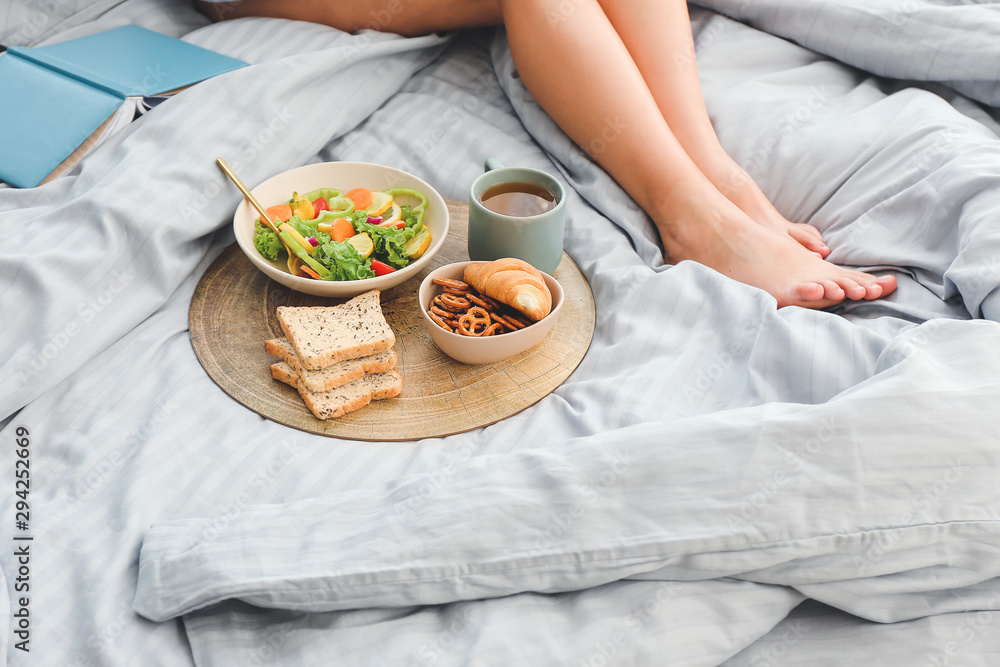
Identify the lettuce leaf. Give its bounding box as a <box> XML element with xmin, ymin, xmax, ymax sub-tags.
<box><xmin>253</xmin><ymin>223</ymin><xmax>283</xmax><ymax>262</ymax></box>
<box><xmin>313</xmin><ymin>239</ymin><xmax>375</xmax><ymax>281</ymax></box>
<box><xmin>352</xmin><ymin>210</ymin><xmax>415</xmax><ymax>269</ymax></box>
<box><xmin>286</xmin><ymin>215</ymin><xmax>318</xmax><ymax>239</ymax></box>
<box><xmin>400</xmin><ymin>204</ymin><xmax>422</xmax><ymax>232</ymax></box>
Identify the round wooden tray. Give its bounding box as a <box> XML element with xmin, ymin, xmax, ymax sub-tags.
<box><xmin>189</xmin><ymin>200</ymin><xmax>596</xmax><ymax>440</ymax></box>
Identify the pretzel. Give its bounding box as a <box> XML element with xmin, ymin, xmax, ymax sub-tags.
<box><xmin>432</xmin><ymin>277</ymin><xmax>469</xmax><ymax>291</ymax></box>
<box><xmin>439</xmin><ymin>293</ymin><xmax>471</xmax><ymax>311</ymax></box>
<box><xmin>428</xmin><ymin>310</ymin><xmax>454</xmax><ymax>332</ymax></box>
<box><xmin>478</xmin><ymin>294</ymin><xmax>505</xmax><ymax>311</ymax></box>
<box><xmin>433</xmin><ymin>294</ymin><xmax>466</xmax><ymax>313</ymax></box>
<box><xmin>506</xmin><ymin>311</ymin><xmax>532</xmax><ymax>328</ymax></box>
<box><xmin>455</xmin><ymin>316</ymin><xmax>478</xmax><ymax>336</ymax></box>
<box><xmin>467</xmin><ymin>306</ymin><xmax>490</xmax><ymax>324</ymax></box>
<box><xmin>491</xmin><ymin>312</ymin><xmax>526</xmax><ymax>330</ymax></box>
<box><xmin>457</xmin><ymin>308</ymin><xmax>491</xmax><ymax>336</ymax></box>
<box><xmin>466</xmin><ymin>293</ymin><xmax>492</xmax><ymax>310</ymax></box>
<box><xmin>487</xmin><ymin>313</ymin><xmax>509</xmax><ymax>330</ymax></box>
<box><xmin>426</xmin><ymin>283</ymin><xmax>536</xmax><ymax>337</ymax></box>
<box><xmin>430</xmin><ymin>305</ymin><xmax>457</xmax><ymax>321</ymax></box>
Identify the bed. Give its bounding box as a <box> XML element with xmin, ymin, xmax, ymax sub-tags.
<box><xmin>3</xmin><ymin>0</ymin><xmax>1000</xmax><ymax>664</ymax></box>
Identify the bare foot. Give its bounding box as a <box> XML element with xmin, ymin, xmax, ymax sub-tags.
<box><xmin>706</xmin><ymin>159</ymin><xmax>831</xmax><ymax>259</ymax></box>
<box><xmin>654</xmin><ymin>183</ymin><xmax>896</xmax><ymax>309</ymax></box>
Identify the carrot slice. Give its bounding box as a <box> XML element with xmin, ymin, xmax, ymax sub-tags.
<box><xmin>299</xmin><ymin>265</ymin><xmax>321</xmax><ymax>280</ymax></box>
<box><xmin>344</xmin><ymin>187</ymin><xmax>372</xmax><ymax>211</ymax></box>
<box><xmin>264</xmin><ymin>204</ymin><xmax>293</xmax><ymax>223</ymax></box>
<box><xmin>330</xmin><ymin>217</ymin><xmax>356</xmax><ymax>243</ymax></box>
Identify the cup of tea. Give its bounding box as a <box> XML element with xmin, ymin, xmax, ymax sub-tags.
<box><xmin>468</xmin><ymin>158</ymin><xmax>566</xmax><ymax>275</ymax></box>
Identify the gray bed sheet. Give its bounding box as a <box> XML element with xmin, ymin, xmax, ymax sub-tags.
<box><xmin>2</xmin><ymin>1</ymin><xmax>1000</xmax><ymax>665</ymax></box>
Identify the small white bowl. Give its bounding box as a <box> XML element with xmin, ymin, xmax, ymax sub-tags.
<box><xmin>419</xmin><ymin>261</ymin><xmax>564</xmax><ymax>365</ymax></box>
<box><xmin>233</xmin><ymin>161</ymin><xmax>449</xmax><ymax>298</ymax></box>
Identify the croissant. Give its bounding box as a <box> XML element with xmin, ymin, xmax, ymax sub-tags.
<box><xmin>464</xmin><ymin>258</ymin><xmax>552</xmax><ymax>321</ymax></box>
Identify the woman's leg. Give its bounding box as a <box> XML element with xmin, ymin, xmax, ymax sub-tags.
<box><xmin>194</xmin><ymin>0</ymin><xmax>502</xmax><ymax>36</ymax></box>
<box><xmin>595</xmin><ymin>0</ymin><xmax>829</xmax><ymax>257</ymax></box>
<box><xmin>196</xmin><ymin>0</ymin><xmax>896</xmax><ymax>307</ymax></box>
<box><xmin>499</xmin><ymin>0</ymin><xmax>895</xmax><ymax>307</ymax></box>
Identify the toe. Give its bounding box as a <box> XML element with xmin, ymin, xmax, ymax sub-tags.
<box><xmin>794</xmin><ymin>282</ymin><xmax>827</xmax><ymax>302</ymax></box>
<box><xmin>875</xmin><ymin>274</ymin><xmax>898</xmax><ymax>296</ymax></box>
<box><xmin>799</xmin><ymin>224</ymin><xmax>828</xmax><ymax>250</ymax></box>
<box><xmin>837</xmin><ymin>278</ymin><xmax>867</xmax><ymax>301</ymax></box>
<box><xmin>819</xmin><ymin>279</ymin><xmax>846</xmax><ymax>302</ymax></box>
<box><xmin>863</xmin><ymin>281</ymin><xmax>883</xmax><ymax>300</ymax></box>
<box><xmin>789</xmin><ymin>226</ymin><xmax>831</xmax><ymax>258</ymax></box>
<box><xmin>797</xmin><ymin>222</ymin><xmax>824</xmax><ymax>242</ymax></box>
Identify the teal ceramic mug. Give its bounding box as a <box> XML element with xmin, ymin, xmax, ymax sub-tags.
<box><xmin>467</xmin><ymin>158</ymin><xmax>566</xmax><ymax>275</ymax></box>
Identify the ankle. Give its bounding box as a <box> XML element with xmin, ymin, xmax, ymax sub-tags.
<box><xmin>646</xmin><ymin>176</ymin><xmax>701</xmax><ymax>231</ymax></box>
<box><xmin>647</xmin><ymin>179</ymin><xmax>733</xmax><ymax>251</ymax></box>
<box><xmin>703</xmin><ymin>157</ymin><xmax>755</xmax><ymax>199</ymax></box>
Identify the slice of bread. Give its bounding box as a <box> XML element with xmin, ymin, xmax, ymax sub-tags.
<box><xmin>270</xmin><ymin>361</ymin><xmax>302</xmax><ymax>388</ymax></box>
<box><xmin>265</xmin><ymin>337</ymin><xmax>397</xmax><ymax>393</ymax></box>
<box><xmin>277</xmin><ymin>290</ymin><xmax>395</xmax><ymax>370</ymax></box>
<box><xmin>271</xmin><ymin>363</ymin><xmax>403</xmax><ymax>420</ymax></box>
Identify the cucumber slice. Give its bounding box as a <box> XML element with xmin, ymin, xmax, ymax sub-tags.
<box><xmin>403</xmin><ymin>227</ymin><xmax>431</xmax><ymax>259</ymax></box>
<box><xmin>347</xmin><ymin>232</ymin><xmax>374</xmax><ymax>259</ymax></box>
<box><xmin>279</xmin><ymin>231</ymin><xmax>330</xmax><ymax>278</ymax></box>
<box><xmin>279</xmin><ymin>223</ymin><xmax>314</xmax><ymax>256</ymax></box>
<box><xmin>366</xmin><ymin>191</ymin><xmax>393</xmax><ymax>216</ymax></box>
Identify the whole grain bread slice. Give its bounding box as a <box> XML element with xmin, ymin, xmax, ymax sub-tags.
<box><xmin>271</xmin><ymin>363</ymin><xmax>403</xmax><ymax>420</ymax></box>
<box><xmin>270</xmin><ymin>361</ymin><xmax>303</xmax><ymax>388</ymax></box>
<box><xmin>277</xmin><ymin>290</ymin><xmax>395</xmax><ymax>370</ymax></box>
<box><xmin>265</xmin><ymin>337</ymin><xmax>397</xmax><ymax>393</ymax></box>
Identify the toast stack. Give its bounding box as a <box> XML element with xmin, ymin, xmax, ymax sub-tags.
<box><xmin>266</xmin><ymin>290</ymin><xmax>402</xmax><ymax>420</ymax></box>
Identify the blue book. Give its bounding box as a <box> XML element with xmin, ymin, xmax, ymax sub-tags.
<box><xmin>0</xmin><ymin>25</ymin><xmax>247</xmax><ymax>188</ymax></box>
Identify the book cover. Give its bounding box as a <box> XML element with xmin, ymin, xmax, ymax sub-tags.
<box><xmin>0</xmin><ymin>25</ymin><xmax>247</xmax><ymax>189</ymax></box>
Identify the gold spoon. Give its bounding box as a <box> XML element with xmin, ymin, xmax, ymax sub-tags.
<box><xmin>216</xmin><ymin>157</ymin><xmax>299</xmax><ymax>273</ymax></box>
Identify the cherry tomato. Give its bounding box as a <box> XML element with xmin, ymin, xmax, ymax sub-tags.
<box><xmin>311</xmin><ymin>197</ymin><xmax>329</xmax><ymax>214</ymax></box>
<box><xmin>370</xmin><ymin>259</ymin><xmax>397</xmax><ymax>276</ymax></box>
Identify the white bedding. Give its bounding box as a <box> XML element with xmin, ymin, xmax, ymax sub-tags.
<box><xmin>2</xmin><ymin>1</ymin><xmax>1000</xmax><ymax>665</ymax></box>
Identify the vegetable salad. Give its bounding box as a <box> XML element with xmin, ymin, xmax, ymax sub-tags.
<box><xmin>253</xmin><ymin>186</ymin><xmax>432</xmax><ymax>281</ymax></box>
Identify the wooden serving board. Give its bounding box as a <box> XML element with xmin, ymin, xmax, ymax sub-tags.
<box><xmin>189</xmin><ymin>199</ymin><xmax>596</xmax><ymax>440</ymax></box>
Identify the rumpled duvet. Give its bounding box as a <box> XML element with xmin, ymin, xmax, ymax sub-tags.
<box><xmin>2</xmin><ymin>0</ymin><xmax>1000</xmax><ymax>665</ymax></box>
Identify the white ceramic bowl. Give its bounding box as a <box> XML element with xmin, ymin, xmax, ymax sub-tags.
<box><xmin>419</xmin><ymin>261</ymin><xmax>564</xmax><ymax>365</ymax></box>
<box><xmin>233</xmin><ymin>161</ymin><xmax>449</xmax><ymax>297</ymax></box>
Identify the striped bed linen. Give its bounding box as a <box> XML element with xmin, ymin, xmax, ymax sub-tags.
<box><xmin>3</xmin><ymin>1</ymin><xmax>1000</xmax><ymax>665</ymax></box>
